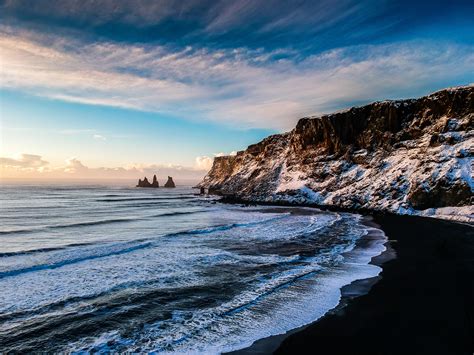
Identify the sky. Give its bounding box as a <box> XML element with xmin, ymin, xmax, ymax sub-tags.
<box><xmin>1</xmin><ymin>0</ymin><xmax>473</xmax><ymax>182</ymax></box>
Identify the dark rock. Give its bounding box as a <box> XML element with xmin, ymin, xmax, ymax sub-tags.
<box><xmin>152</xmin><ymin>175</ymin><xmax>159</xmax><ymax>187</ymax></box>
<box><xmin>136</xmin><ymin>176</ymin><xmax>158</xmax><ymax>188</ymax></box>
<box><xmin>143</xmin><ymin>177</ymin><xmax>151</xmax><ymax>187</ymax></box>
<box><xmin>164</xmin><ymin>176</ymin><xmax>176</xmax><ymax>188</ymax></box>
<box><xmin>407</xmin><ymin>180</ymin><xmax>471</xmax><ymax>209</ymax></box>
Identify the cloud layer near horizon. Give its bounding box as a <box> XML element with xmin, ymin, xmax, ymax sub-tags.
<box><xmin>2</xmin><ymin>28</ymin><xmax>473</xmax><ymax>130</ymax></box>
<box><xmin>0</xmin><ymin>153</ymin><xmax>208</xmax><ymax>183</ymax></box>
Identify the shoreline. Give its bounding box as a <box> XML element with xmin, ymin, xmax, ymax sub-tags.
<box><xmin>227</xmin><ymin>215</ymin><xmax>394</xmax><ymax>355</ymax></box>
<box><xmin>228</xmin><ymin>210</ymin><xmax>474</xmax><ymax>354</ymax></box>
<box><xmin>217</xmin><ymin>195</ymin><xmax>473</xmax><ymax>224</ymax></box>
<box><xmin>274</xmin><ymin>213</ymin><xmax>474</xmax><ymax>354</ymax></box>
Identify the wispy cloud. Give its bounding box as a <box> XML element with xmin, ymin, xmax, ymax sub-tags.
<box><xmin>59</xmin><ymin>129</ymin><xmax>109</xmax><ymax>141</ymax></box>
<box><xmin>0</xmin><ymin>0</ymin><xmax>394</xmax><ymax>46</ymax></box>
<box><xmin>1</xmin><ymin>27</ymin><xmax>474</xmax><ymax>130</ymax></box>
<box><xmin>4</xmin><ymin>0</ymin><xmax>470</xmax><ymax>52</ymax></box>
<box><xmin>59</xmin><ymin>129</ymin><xmax>96</xmax><ymax>135</ymax></box>
<box><xmin>93</xmin><ymin>134</ymin><xmax>106</xmax><ymax>141</ymax></box>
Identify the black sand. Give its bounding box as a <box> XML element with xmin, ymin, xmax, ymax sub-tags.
<box><xmin>272</xmin><ymin>214</ymin><xmax>474</xmax><ymax>355</ymax></box>
<box><xmin>230</xmin><ymin>213</ymin><xmax>474</xmax><ymax>355</ymax></box>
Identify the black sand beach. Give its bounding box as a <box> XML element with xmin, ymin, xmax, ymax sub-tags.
<box><xmin>233</xmin><ymin>213</ymin><xmax>474</xmax><ymax>355</ymax></box>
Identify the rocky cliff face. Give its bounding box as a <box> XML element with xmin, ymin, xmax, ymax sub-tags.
<box><xmin>199</xmin><ymin>86</ymin><xmax>474</xmax><ymax>222</ymax></box>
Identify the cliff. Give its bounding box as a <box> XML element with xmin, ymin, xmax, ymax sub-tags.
<box><xmin>199</xmin><ymin>86</ymin><xmax>474</xmax><ymax>222</ymax></box>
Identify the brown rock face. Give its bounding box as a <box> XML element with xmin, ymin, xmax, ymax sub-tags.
<box><xmin>407</xmin><ymin>180</ymin><xmax>472</xmax><ymax>209</ymax></box>
<box><xmin>289</xmin><ymin>86</ymin><xmax>473</xmax><ymax>154</ymax></box>
<box><xmin>198</xmin><ymin>86</ymin><xmax>474</xmax><ymax>220</ymax></box>
<box><xmin>164</xmin><ymin>176</ymin><xmax>176</xmax><ymax>188</ymax></box>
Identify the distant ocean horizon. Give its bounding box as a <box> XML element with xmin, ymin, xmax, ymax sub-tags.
<box><xmin>0</xmin><ymin>184</ymin><xmax>386</xmax><ymax>353</ymax></box>
<box><xmin>0</xmin><ymin>178</ymin><xmax>203</xmax><ymax>186</ymax></box>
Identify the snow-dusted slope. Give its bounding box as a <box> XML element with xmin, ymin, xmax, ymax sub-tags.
<box><xmin>199</xmin><ymin>86</ymin><xmax>474</xmax><ymax>222</ymax></box>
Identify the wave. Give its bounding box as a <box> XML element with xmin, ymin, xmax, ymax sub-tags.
<box><xmin>0</xmin><ymin>214</ymin><xmax>288</xmax><ymax>278</ymax></box>
<box><xmin>0</xmin><ymin>275</ymin><xmax>169</xmax><ymax>324</ymax></box>
<box><xmin>0</xmin><ymin>210</ymin><xmax>206</xmax><ymax>237</ymax></box>
<box><xmin>0</xmin><ymin>228</ymin><xmax>39</xmax><ymax>235</ymax></box>
<box><xmin>96</xmin><ymin>196</ymin><xmax>196</xmax><ymax>202</ymax></box>
<box><xmin>51</xmin><ymin>217</ymin><xmax>138</xmax><ymax>229</ymax></box>
<box><xmin>0</xmin><ymin>218</ymin><xmax>137</xmax><ymax>235</ymax></box>
<box><xmin>177</xmin><ymin>214</ymin><xmax>290</xmax><ymax>236</ymax></box>
<box><xmin>143</xmin><ymin>226</ymin><xmax>387</xmax><ymax>353</ymax></box>
<box><xmin>0</xmin><ymin>242</ymin><xmax>153</xmax><ymax>279</ymax></box>
<box><xmin>0</xmin><ymin>243</ymin><xmax>94</xmax><ymax>257</ymax></box>
<box><xmin>220</xmin><ymin>269</ymin><xmax>319</xmax><ymax>317</ymax></box>
<box><xmin>150</xmin><ymin>210</ymin><xmax>205</xmax><ymax>218</ymax></box>
<box><xmin>0</xmin><ymin>204</ymin><xmax>388</xmax><ymax>353</ymax></box>
<box><xmin>59</xmin><ymin>223</ymin><xmax>386</xmax><ymax>354</ymax></box>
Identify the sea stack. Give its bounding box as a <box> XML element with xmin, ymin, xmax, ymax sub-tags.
<box><xmin>136</xmin><ymin>176</ymin><xmax>158</xmax><ymax>188</ymax></box>
<box><xmin>152</xmin><ymin>175</ymin><xmax>159</xmax><ymax>187</ymax></box>
<box><xmin>164</xmin><ymin>176</ymin><xmax>176</xmax><ymax>188</ymax></box>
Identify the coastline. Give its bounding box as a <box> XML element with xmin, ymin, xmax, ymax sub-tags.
<box><xmin>227</xmin><ymin>215</ymin><xmax>393</xmax><ymax>355</ymax></box>
<box><xmin>229</xmin><ymin>211</ymin><xmax>474</xmax><ymax>355</ymax></box>
<box><xmin>217</xmin><ymin>196</ymin><xmax>473</xmax><ymax>224</ymax></box>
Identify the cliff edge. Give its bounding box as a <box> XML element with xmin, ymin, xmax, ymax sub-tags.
<box><xmin>199</xmin><ymin>86</ymin><xmax>473</xmax><ymax>222</ymax></box>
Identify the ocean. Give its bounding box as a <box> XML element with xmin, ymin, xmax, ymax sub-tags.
<box><xmin>0</xmin><ymin>184</ymin><xmax>386</xmax><ymax>353</ymax></box>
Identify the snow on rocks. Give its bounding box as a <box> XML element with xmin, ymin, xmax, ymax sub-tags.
<box><xmin>199</xmin><ymin>86</ymin><xmax>474</xmax><ymax>223</ymax></box>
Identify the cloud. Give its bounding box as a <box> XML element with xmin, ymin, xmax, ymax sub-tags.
<box><xmin>93</xmin><ymin>134</ymin><xmax>106</xmax><ymax>141</ymax></box>
<box><xmin>195</xmin><ymin>151</ymin><xmax>238</xmax><ymax>170</ymax></box>
<box><xmin>0</xmin><ymin>0</ymin><xmax>391</xmax><ymax>46</ymax></box>
<box><xmin>60</xmin><ymin>129</ymin><xmax>96</xmax><ymax>135</ymax></box>
<box><xmin>63</xmin><ymin>157</ymin><xmax>88</xmax><ymax>174</ymax></box>
<box><xmin>0</xmin><ymin>154</ymin><xmax>208</xmax><ymax>183</ymax></box>
<box><xmin>3</xmin><ymin>0</ymin><xmax>471</xmax><ymax>52</ymax></box>
<box><xmin>59</xmin><ymin>129</ymin><xmax>107</xmax><ymax>140</ymax></box>
<box><xmin>0</xmin><ymin>154</ymin><xmax>49</xmax><ymax>169</ymax></box>
<box><xmin>1</xmin><ymin>29</ymin><xmax>473</xmax><ymax>130</ymax></box>
<box><xmin>195</xmin><ymin>156</ymin><xmax>214</xmax><ymax>171</ymax></box>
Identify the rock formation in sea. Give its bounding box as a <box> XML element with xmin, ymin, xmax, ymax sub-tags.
<box><xmin>152</xmin><ymin>175</ymin><xmax>159</xmax><ymax>187</ymax></box>
<box><xmin>137</xmin><ymin>175</ymin><xmax>159</xmax><ymax>188</ymax></box>
<box><xmin>198</xmin><ymin>86</ymin><xmax>474</xmax><ymax>222</ymax></box>
<box><xmin>164</xmin><ymin>176</ymin><xmax>176</xmax><ymax>188</ymax></box>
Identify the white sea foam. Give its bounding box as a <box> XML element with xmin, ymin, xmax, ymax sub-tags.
<box><xmin>67</xmin><ymin>216</ymin><xmax>387</xmax><ymax>354</ymax></box>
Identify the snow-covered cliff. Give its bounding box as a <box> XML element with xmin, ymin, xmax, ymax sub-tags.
<box><xmin>199</xmin><ymin>86</ymin><xmax>473</xmax><ymax>222</ymax></box>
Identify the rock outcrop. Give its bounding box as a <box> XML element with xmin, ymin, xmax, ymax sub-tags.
<box><xmin>198</xmin><ymin>86</ymin><xmax>474</xmax><ymax>222</ymax></box>
<box><xmin>152</xmin><ymin>175</ymin><xmax>159</xmax><ymax>187</ymax></box>
<box><xmin>137</xmin><ymin>175</ymin><xmax>159</xmax><ymax>188</ymax></box>
<box><xmin>164</xmin><ymin>176</ymin><xmax>176</xmax><ymax>188</ymax></box>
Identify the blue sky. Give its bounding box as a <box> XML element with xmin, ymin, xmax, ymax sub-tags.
<box><xmin>1</xmin><ymin>0</ymin><xmax>473</xmax><ymax>180</ymax></box>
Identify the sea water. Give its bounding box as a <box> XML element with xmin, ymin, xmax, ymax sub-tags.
<box><xmin>0</xmin><ymin>185</ymin><xmax>386</xmax><ymax>353</ymax></box>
